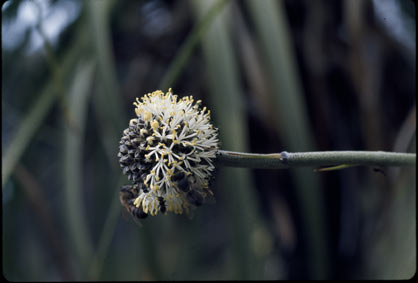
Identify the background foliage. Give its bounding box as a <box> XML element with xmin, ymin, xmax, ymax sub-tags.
<box><xmin>2</xmin><ymin>0</ymin><xmax>416</xmax><ymax>280</ymax></box>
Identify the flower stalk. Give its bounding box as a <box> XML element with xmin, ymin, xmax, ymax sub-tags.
<box><xmin>118</xmin><ymin>89</ymin><xmax>415</xmax><ymax>220</ymax></box>
<box><xmin>216</xmin><ymin>150</ymin><xmax>416</xmax><ymax>169</ymax></box>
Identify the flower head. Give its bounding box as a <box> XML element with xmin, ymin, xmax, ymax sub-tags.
<box><xmin>118</xmin><ymin>89</ymin><xmax>219</xmax><ymax>218</ymax></box>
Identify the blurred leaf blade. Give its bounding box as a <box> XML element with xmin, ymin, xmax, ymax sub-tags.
<box><xmin>87</xmin><ymin>0</ymin><xmax>126</xmax><ymax>172</ymax></box>
<box><xmin>88</xmin><ymin>176</ymin><xmax>123</xmax><ymax>280</ymax></box>
<box><xmin>159</xmin><ymin>0</ymin><xmax>229</xmax><ymax>90</ymax></box>
<box><xmin>192</xmin><ymin>0</ymin><xmax>265</xmax><ymax>279</ymax></box>
<box><xmin>87</xmin><ymin>0</ymin><xmax>124</xmax><ymax>133</ymax></box>
<box><xmin>84</xmin><ymin>0</ymin><xmax>131</xmax><ymax>279</ymax></box>
<box><xmin>245</xmin><ymin>0</ymin><xmax>314</xmax><ymax>150</ymax></box>
<box><xmin>246</xmin><ymin>0</ymin><xmax>328</xmax><ymax>279</ymax></box>
<box><xmin>86</xmin><ymin>0</ymin><xmax>163</xmax><ymax>280</ymax></box>
<box><xmin>2</xmin><ymin>23</ymin><xmax>90</xmax><ymax>186</ymax></box>
<box><xmin>2</xmin><ymin>82</ymin><xmax>56</xmax><ymax>186</ymax></box>
<box><xmin>63</xmin><ymin>59</ymin><xmax>96</xmax><ymax>276</ymax></box>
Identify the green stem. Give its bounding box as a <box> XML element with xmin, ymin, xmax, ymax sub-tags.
<box><xmin>217</xmin><ymin>150</ymin><xmax>416</xmax><ymax>169</ymax></box>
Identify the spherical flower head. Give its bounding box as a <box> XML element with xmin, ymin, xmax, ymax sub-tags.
<box><xmin>118</xmin><ymin>89</ymin><xmax>219</xmax><ymax>218</ymax></box>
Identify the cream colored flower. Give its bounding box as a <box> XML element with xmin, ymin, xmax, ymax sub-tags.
<box><xmin>118</xmin><ymin>89</ymin><xmax>219</xmax><ymax>217</ymax></box>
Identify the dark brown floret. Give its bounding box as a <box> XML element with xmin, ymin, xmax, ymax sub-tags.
<box><xmin>117</xmin><ymin>119</ymin><xmax>153</xmax><ymax>182</ymax></box>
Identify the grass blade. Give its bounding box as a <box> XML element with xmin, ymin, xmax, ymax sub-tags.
<box><xmin>159</xmin><ymin>0</ymin><xmax>229</xmax><ymax>90</ymax></box>
<box><xmin>192</xmin><ymin>0</ymin><xmax>265</xmax><ymax>279</ymax></box>
<box><xmin>63</xmin><ymin>60</ymin><xmax>96</xmax><ymax>276</ymax></box>
<box><xmin>246</xmin><ymin>0</ymin><xmax>328</xmax><ymax>278</ymax></box>
<box><xmin>2</xmin><ymin>25</ymin><xmax>89</xmax><ymax>186</ymax></box>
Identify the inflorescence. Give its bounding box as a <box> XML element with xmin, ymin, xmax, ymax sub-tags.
<box><xmin>118</xmin><ymin>89</ymin><xmax>219</xmax><ymax>219</ymax></box>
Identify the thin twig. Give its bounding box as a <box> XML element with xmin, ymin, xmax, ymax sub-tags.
<box><xmin>217</xmin><ymin>150</ymin><xmax>416</xmax><ymax>169</ymax></box>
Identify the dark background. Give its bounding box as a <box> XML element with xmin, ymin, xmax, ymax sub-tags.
<box><xmin>2</xmin><ymin>0</ymin><xmax>416</xmax><ymax>280</ymax></box>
